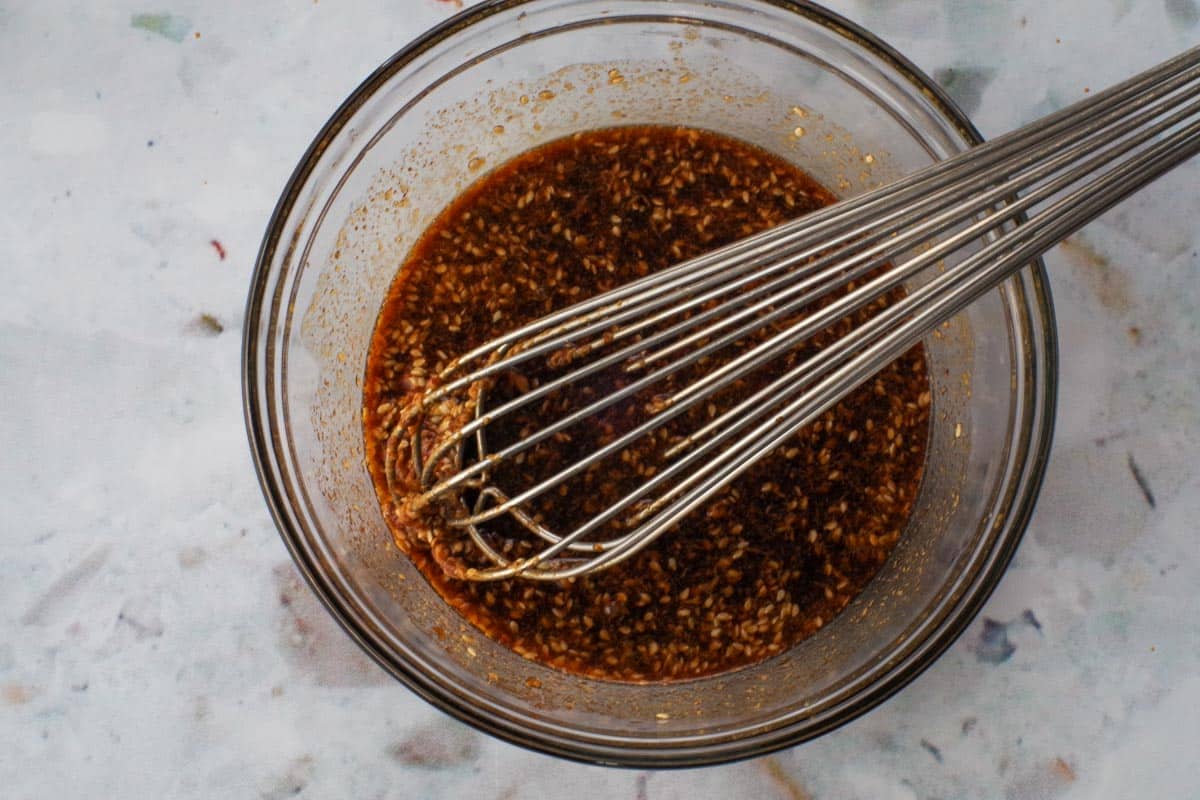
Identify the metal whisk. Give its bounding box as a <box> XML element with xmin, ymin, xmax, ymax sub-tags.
<box><xmin>387</xmin><ymin>46</ymin><xmax>1200</xmax><ymax>581</ymax></box>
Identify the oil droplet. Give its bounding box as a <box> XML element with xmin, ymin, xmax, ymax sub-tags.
<box><xmin>793</xmin><ymin>127</ymin><xmax>806</xmax><ymax>138</ymax></box>
<box><xmin>468</xmin><ymin>156</ymin><xmax>486</xmax><ymax>171</ymax></box>
<box><xmin>492</xmin><ymin>125</ymin><xmax>505</xmax><ymax>135</ymax></box>
<box><xmin>537</xmin><ymin>89</ymin><xmax>556</xmax><ymax>101</ymax></box>
<box><xmin>864</xmin><ymin>153</ymin><xmax>875</xmax><ymax>164</ymax></box>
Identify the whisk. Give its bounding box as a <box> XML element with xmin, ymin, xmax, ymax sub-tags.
<box><xmin>387</xmin><ymin>46</ymin><xmax>1200</xmax><ymax>581</ymax></box>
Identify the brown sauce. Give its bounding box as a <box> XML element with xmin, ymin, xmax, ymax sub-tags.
<box><xmin>363</xmin><ymin>126</ymin><xmax>930</xmax><ymax>682</ymax></box>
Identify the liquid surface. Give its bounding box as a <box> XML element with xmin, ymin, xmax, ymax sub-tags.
<box><xmin>363</xmin><ymin>126</ymin><xmax>930</xmax><ymax>681</ymax></box>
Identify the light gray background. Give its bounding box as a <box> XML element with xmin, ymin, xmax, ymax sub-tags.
<box><xmin>2</xmin><ymin>1</ymin><xmax>1198</xmax><ymax>797</ymax></box>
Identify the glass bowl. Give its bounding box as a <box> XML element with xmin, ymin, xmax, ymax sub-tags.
<box><xmin>243</xmin><ymin>0</ymin><xmax>1057</xmax><ymax>767</ymax></box>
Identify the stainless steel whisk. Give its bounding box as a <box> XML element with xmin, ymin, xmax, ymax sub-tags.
<box><xmin>387</xmin><ymin>46</ymin><xmax>1200</xmax><ymax>581</ymax></box>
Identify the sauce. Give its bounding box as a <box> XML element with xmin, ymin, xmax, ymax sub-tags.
<box><xmin>363</xmin><ymin>126</ymin><xmax>930</xmax><ymax>681</ymax></box>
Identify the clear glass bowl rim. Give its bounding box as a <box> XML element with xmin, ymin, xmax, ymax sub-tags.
<box><xmin>242</xmin><ymin>0</ymin><xmax>1059</xmax><ymax>767</ymax></box>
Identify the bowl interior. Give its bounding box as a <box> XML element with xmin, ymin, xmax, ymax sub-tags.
<box><xmin>248</xmin><ymin>0</ymin><xmax>1053</xmax><ymax>765</ymax></box>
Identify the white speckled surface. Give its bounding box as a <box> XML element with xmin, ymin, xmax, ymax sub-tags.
<box><xmin>3</xmin><ymin>1</ymin><xmax>1199</xmax><ymax>797</ymax></box>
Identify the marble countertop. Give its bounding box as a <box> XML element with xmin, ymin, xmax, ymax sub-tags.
<box><xmin>3</xmin><ymin>1</ymin><xmax>1199</xmax><ymax>797</ymax></box>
